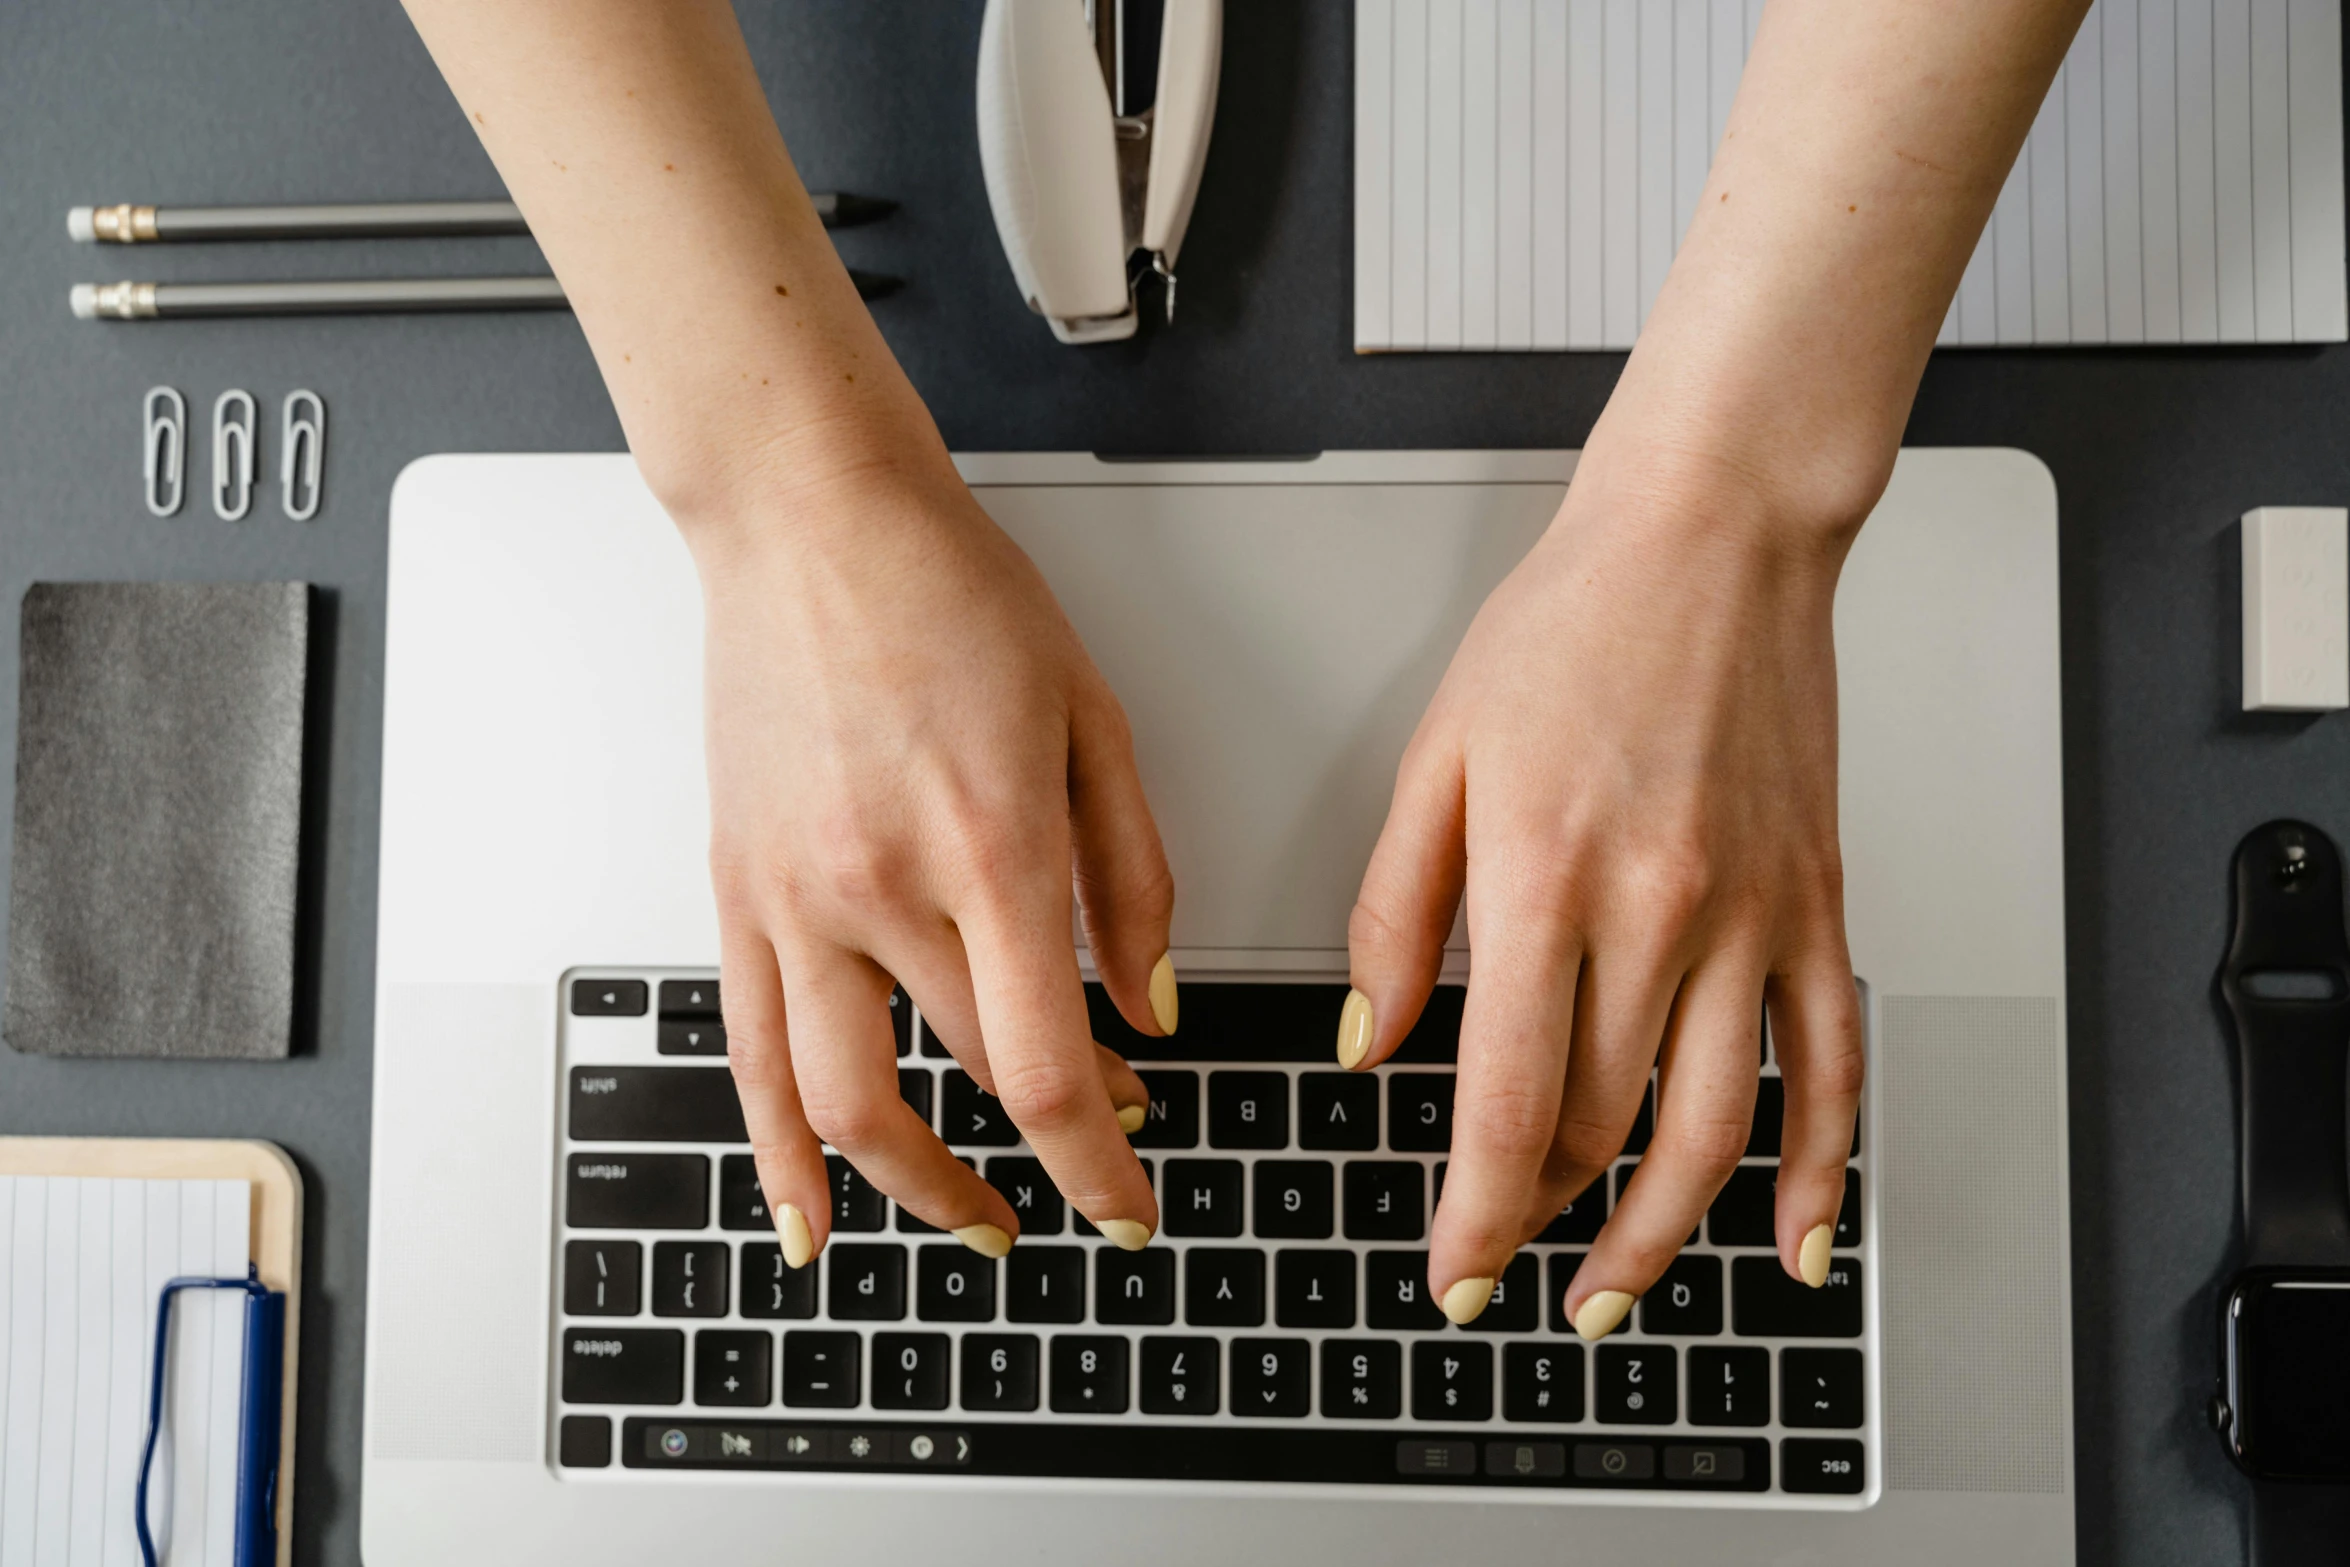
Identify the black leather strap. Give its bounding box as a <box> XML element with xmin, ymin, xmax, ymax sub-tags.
<box><xmin>2220</xmin><ymin>822</ymin><xmax>2350</xmax><ymax>1270</ymax></box>
<box><xmin>2252</xmin><ymin>1480</ymin><xmax>2350</xmax><ymax>1566</ymax></box>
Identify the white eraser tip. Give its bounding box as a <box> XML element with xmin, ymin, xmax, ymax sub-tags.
<box><xmin>68</xmin><ymin>284</ymin><xmax>97</xmax><ymax>319</ymax></box>
<box><xmin>2243</xmin><ymin>506</ymin><xmax>2350</xmax><ymax>711</ymax></box>
<box><xmin>66</xmin><ymin>207</ymin><xmax>94</xmax><ymax>242</ymax></box>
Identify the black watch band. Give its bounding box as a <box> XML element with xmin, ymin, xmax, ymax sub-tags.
<box><xmin>2252</xmin><ymin>1483</ymin><xmax>2350</xmax><ymax>1566</ymax></box>
<box><xmin>2219</xmin><ymin>822</ymin><xmax>2350</xmax><ymax>1270</ymax></box>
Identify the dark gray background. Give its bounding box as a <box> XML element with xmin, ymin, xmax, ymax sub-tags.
<box><xmin>0</xmin><ymin>2</ymin><xmax>2331</xmax><ymax>1561</ymax></box>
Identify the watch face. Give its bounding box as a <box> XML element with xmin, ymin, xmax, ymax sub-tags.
<box><xmin>2226</xmin><ymin>1271</ymin><xmax>2350</xmax><ymax>1481</ymax></box>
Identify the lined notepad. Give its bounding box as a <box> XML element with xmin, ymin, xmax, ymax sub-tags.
<box><xmin>0</xmin><ymin>1177</ymin><xmax>252</xmax><ymax>1567</ymax></box>
<box><xmin>1355</xmin><ymin>0</ymin><xmax>2348</xmax><ymax>349</ymax></box>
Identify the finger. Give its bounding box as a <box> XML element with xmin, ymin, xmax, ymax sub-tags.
<box><xmin>779</xmin><ymin>934</ymin><xmax>1022</xmax><ymax>1255</ymax></box>
<box><xmin>1093</xmin><ymin>1042</ymin><xmax>1153</xmax><ymax>1136</ymax></box>
<box><xmin>1541</xmin><ymin>936</ymin><xmax>1680</xmax><ymax>1224</ymax></box>
<box><xmin>1768</xmin><ymin>934</ymin><xmax>1864</xmax><ymax>1286</ymax></box>
<box><xmin>1564</xmin><ymin>953</ymin><xmax>1763</xmax><ymax>1339</ymax></box>
<box><xmin>716</xmin><ymin>923</ymin><xmax>829</xmax><ymax>1268</ymax></box>
<box><xmin>1068</xmin><ymin>681</ymin><xmax>1179</xmax><ymax>1038</ymax></box>
<box><xmin>1340</xmin><ymin>734</ymin><xmax>1467</xmax><ymax>1071</ymax></box>
<box><xmin>1427</xmin><ymin>886</ymin><xmax>1581</xmax><ymax>1324</ymax></box>
<box><xmin>960</xmin><ymin>891</ymin><xmax>1158</xmax><ymax>1247</ymax></box>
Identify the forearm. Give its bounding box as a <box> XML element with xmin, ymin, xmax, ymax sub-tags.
<box><xmin>399</xmin><ymin>0</ymin><xmax>947</xmax><ymax>527</ymax></box>
<box><xmin>1592</xmin><ymin>0</ymin><xmax>2090</xmax><ymax>540</ymax></box>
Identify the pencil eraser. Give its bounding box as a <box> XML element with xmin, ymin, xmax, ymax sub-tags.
<box><xmin>2243</xmin><ymin>506</ymin><xmax>2349</xmax><ymax>711</ymax></box>
<box><xmin>67</xmin><ymin>284</ymin><xmax>97</xmax><ymax>320</ymax></box>
<box><xmin>66</xmin><ymin>207</ymin><xmax>94</xmax><ymax>243</ymax></box>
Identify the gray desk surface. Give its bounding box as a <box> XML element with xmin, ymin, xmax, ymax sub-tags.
<box><xmin>0</xmin><ymin>3</ymin><xmax>2336</xmax><ymax>1561</ymax></box>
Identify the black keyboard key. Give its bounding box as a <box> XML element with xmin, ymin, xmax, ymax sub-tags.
<box><xmin>1624</xmin><ymin>1084</ymin><xmax>1653</xmax><ymax>1155</ymax></box>
<box><xmin>563</xmin><ymin>1327</ymin><xmax>683</xmax><ymax>1404</ymax></box>
<box><xmin>1545</xmin><ymin>1251</ymin><xmax>1591</xmax><ymax>1336</ymax></box>
<box><xmin>1050</xmin><ymin>1336</ymin><xmax>1130</xmax><ymax>1414</ymax></box>
<box><xmin>871</xmin><ymin>1332</ymin><xmax>951</xmax><ymax>1410</ymax></box>
<box><xmin>564</xmin><ymin>1239</ymin><xmax>641</xmax><ymax>1316</ymax></box>
<box><xmin>1687</xmin><ymin>1346</ymin><xmax>1770</xmax><ymax>1426</ymax></box>
<box><xmin>1128</xmin><ymin>1070</ymin><xmax>1200</xmax><ymax>1147</ymax></box>
<box><xmin>694</xmin><ymin>1329</ymin><xmax>772</xmax><ymax>1406</ymax></box>
<box><xmin>1835</xmin><ymin>1168</ymin><xmax>1862</xmax><ymax>1246</ymax></box>
<box><xmin>919</xmin><ymin>1013</ymin><xmax>951</xmax><ymax>1058</ymax></box>
<box><xmin>960</xmin><ymin>1333</ymin><xmax>1040</xmax><ymax>1412</ymax></box>
<box><xmin>1781</xmin><ymin>1348</ymin><xmax>1864</xmax><ymax>1427</ymax></box>
<box><xmin>782</xmin><ymin>1330</ymin><xmax>861</xmax><ymax>1407</ymax></box>
<box><xmin>739</xmin><ymin>1243</ymin><xmax>817</xmax><ymax>1319</ymax></box>
<box><xmin>1536</xmin><ymin>1178</ymin><xmax>1607</xmax><ymax>1244</ymax></box>
<box><xmin>1253</xmin><ymin>1160</ymin><xmax>1335</xmax><ymax>1238</ymax></box>
<box><xmin>1386</xmin><ymin>1073</ymin><xmax>1455</xmax><ymax>1152</ymax></box>
<box><xmin>1411</xmin><ymin>1340</ymin><xmax>1493</xmax><ymax>1421</ymax></box>
<box><xmin>915</xmin><ymin>1245</ymin><xmax>996</xmax><ymax>1322</ymax></box>
<box><xmin>1747</xmin><ymin>1077</ymin><xmax>1783</xmax><ymax>1157</ymax></box>
<box><xmin>1640</xmin><ymin>1253</ymin><xmax>1723</xmax><ymax>1336</ymax></box>
<box><xmin>1184</xmin><ymin>1248</ymin><xmax>1266</xmax><ymax>1327</ymax></box>
<box><xmin>828</xmin><ymin>1243</ymin><xmax>907</xmax><ymax>1320</ymax></box>
<box><xmin>1365</xmin><ymin>1250</ymin><xmax>1446</xmax><ymax>1330</ymax></box>
<box><xmin>888</xmin><ymin>986</ymin><xmax>912</xmax><ymax>1057</ymax></box>
<box><xmin>1231</xmin><ymin>1338</ymin><xmax>1311</xmax><ymax>1417</ymax></box>
<box><xmin>1096</xmin><ymin>1247</ymin><xmax>1177</xmax><ymax>1325</ymax></box>
<box><xmin>571</xmin><ymin>978</ymin><xmax>648</xmax><ymax>1016</ymax></box>
<box><xmin>1162</xmin><ymin>1159</ymin><xmax>1245</xmax><ymax>1236</ymax></box>
<box><xmin>1297</xmin><ymin>1071</ymin><xmax>1379</xmax><ymax>1150</ymax></box>
<box><xmin>567</xmin><ymin>1152</ymin><xmax>709</xmax><ymax>1229</ymax></box>
<box><xmin>1732</xmin><ymin>1257</ymin><xmax>1862</xmax><ymax>1337</ymax></box>
<box><xmin>1321</xmin><ymin>1339</ymin><xmax>1402</xmax><ymax>1418</ymax></box>
<box><xmin>1707</xmin><ymin>1164</ymin><xmax>1778</xmax><ymax>1247</ymax></box>
<box><xmin>717</xmin><ymin>1154</ymin><xmax>770</xmax><ymax>1231</ymax></box>
<box><xmin>1208</xmin><ymin>1071</ymin><xmax>1290</xmax><ymax>1148</ymax></box>
<box><xmin>657</xmin><ymin>978</ymin><xmax>720</xmax><ymax>1017</ymax></box>
<box><xmin>568</xmin><ymin>1066</ymin><xmax>745</xmax><ymax>1142</ymax></box>
<box><xmin>658</xmin><ymin>1018</ymin><xmax>727</xmax><ymax>1056</ymax></box>
<box><xmin>1503</xmin><ymin>1342</ymin><xmax>1583</xmax><ymax>1422</ymax></box>
<box><xmin>1595</xmin><ymin>1343</ymin><xmax>1676</xmax><ymax>1424</ymax></box>
<box><xmin>825</xmin><ymin>1154</ymin><xmax>886</xmax><ymax>1232</ymax></box>
<box><xmin>899</xmin><ymin>1067</ymin><xmax>933</xmax><ymax>1126</ymax></box>
<box><xmin>558</xmin><ymin>1413</ymin><xmax>611</xmax><ymax>1467</ymax></box>
<box><xmin>1006</xmin><ymin>1247</ymin><xmax>1086</xmax><ymax>1323</ymax></box>
<box><xmin>894</xmin><ymin>1153</ymin><xmax>974</xmax><ymax>1236</ymax></box>
<box><xmin>1274</xmin><ymin>1249</ymin><xmax>1356</xmax><ymax>1328</ymax></box>
<box><xmin>651</xmin><ymin>1240</ymin><xmax>729</xmax><ymax>1317</ymax></box>
<box><xmin>984</xmin><ymin>1156</ymin><xmax>1065</xmax><ymax>1235</ymax></box>
<box><xmin>1139</xmin><ymin>1337</ymin><xmax>1221</xmax><ymax>1415</ymax></box>
<box><xmin>1459</xmin><ymin>1252</ymin><xmax>1540</xmax><ymax>1333</ymax></box>
<box><xmin>1343</xmin><ymin>1162</ymin><xmax>1425</xmax><ymax>1240</ymax></box>
<box><xmin>941</xmin><ymin>1071</ymin><xmax>1020</xmax><ymax>1146</ymax></box>
<box><xmin>1780</xmin><ymin>1437</ymin><xmax>1866</xmax><ymax>1494</ymax></box>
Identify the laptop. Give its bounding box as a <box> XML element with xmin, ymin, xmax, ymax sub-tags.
<box><xmin>362</xmin><ymin>449</ymin><xmax>2073</xmax><ymax>1564</ymax></box>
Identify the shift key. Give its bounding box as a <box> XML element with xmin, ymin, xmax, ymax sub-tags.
<box><xmin>568</xmin><ymin>1152</ymin><xmax>710</xmax><ymax>1229</ymax></box>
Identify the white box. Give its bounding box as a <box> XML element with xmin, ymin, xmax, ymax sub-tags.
<box><xmin>2242</xmin><ymin>505</ymin><xmax>2349</xmax><ymax>709</ymax></box>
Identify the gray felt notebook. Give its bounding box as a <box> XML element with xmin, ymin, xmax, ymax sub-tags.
<box><xmin>5</xmin><ymin>582</ymin><xmax>310</xmax><ymax>1058</ymax></box>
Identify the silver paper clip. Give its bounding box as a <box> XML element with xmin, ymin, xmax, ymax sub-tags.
<box><xmin>280</xmin><ymin>390</ymin><xmax>324</xmax><ymax>521</ymax></box>
<box><xmin>212</xmin><ymin>389</ymin><xmax>255</xmax><ymax>521</ymax></box>
<box><xmin>141</xmin><ymin>386</ymin><xmax>184</xmax><ymax>517</ymax></box>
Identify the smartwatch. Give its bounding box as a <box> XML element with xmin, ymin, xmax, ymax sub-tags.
<box><xmin>2212</xmin><ymin>820</ymin><xmax>2350</xmax><ymax>1564</ymax></box>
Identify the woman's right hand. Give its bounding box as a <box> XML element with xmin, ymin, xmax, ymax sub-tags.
<box><xmin>687</xmin><ymin>457</ymin><xmax>1178</xmax><ymax>1269</ymax></box>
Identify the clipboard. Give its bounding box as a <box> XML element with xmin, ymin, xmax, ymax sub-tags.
<box><xmin>0</xmin><ymin>1136</ymin><xmax>301</xmax><ymax>1567</ymax></box>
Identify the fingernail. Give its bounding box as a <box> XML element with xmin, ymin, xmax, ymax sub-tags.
<box><xmin>1439</xmin><ymin>1276</ymin><xmax>1495</xmax><ymax>1325</ymax></box>
<box><xmin>777</xmin><ymin>1203</ymin><xmax>815</xmax><ymax>1270</ymax></box>
<box><xmin>1096</xmin><ymin>1218</ymin><xmax>1154</xmax><ymax>1251</ymax></box>
<box><xmin>1571</xmin><ymin>1289</ymin><xmax>1634</xmax><ymax>1341</ymax></box>
<box><xmin>1336</xmin><ymin>989</ymin><xmax>1374</xmax><ymax>1069</ymax></box>
<box><xmin>953</xmin><ymin>1222</ymin><xmax>1013</xmax><ymax>1259</ymax></box>
<box><xmin>1799</xmin><ymin>1222</ymin><xmax>1834</xmax><ymax>1287</ymax></box>
<box><xmin>1149</xmin><ymin>952</ymin><xmax>1180</xmax><ymax>1034</ymax></box>
<box><xmin>1116</xmin><ymin>1102</ymin><xmax>1147</xmax><ymax>1135</ymax></box>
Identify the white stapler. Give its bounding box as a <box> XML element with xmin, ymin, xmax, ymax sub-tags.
<box><xmin>976</xmin><ymin>0</ymin><xmax>1222</xmax><ymax>344</ymax></box>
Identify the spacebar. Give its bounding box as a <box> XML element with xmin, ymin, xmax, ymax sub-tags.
<box><xmin>619</xmin><ymin>1419</ymin><xmax>1771</xmax><ymax>1491</ymax></box>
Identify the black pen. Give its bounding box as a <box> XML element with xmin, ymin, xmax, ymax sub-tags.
<box><xmin>70</xmin><ymin>270</ymin><xmax>901</xmax><ymax>320</ymax></box>
<box><xmin>69</xmin><ymin>192</ymin><xmax>896</xmax><ymax>242</ymax></box>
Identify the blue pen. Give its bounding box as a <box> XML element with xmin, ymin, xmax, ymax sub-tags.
<box><xmin>135</xmin><ymin>1265</ymin><xmax>285</xmax><ymax>1567</ymax></box>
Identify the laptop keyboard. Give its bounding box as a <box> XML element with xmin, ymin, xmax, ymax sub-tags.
<box><xmin>551</xmin><ymin>972</ymin><xmax>1872</xmax><ymax>1501</ymax></box>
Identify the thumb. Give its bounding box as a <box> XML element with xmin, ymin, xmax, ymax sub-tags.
<box><xmin>1067</xmin><ymin>683</ymin><xmax>1178</xmax><ymax>1037</ymax></box>
<box><xmin>1342</xmin><ymin>734</ymin><xmax>1467</xmax><ymax>1070</ymax></box>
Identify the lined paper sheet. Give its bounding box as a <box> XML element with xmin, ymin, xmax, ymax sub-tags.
<box><xmin>0</xmin><ymin>1177</ymin><xmax>250</xmax><ymax>1567</ymax></box>
<box><xmin>1354</xmin><ymin>0</ymin><xmax>2347</xmax><ymax>349</ymax></box>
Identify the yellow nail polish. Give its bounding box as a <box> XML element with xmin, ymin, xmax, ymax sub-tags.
<box><xmin>1149</xmin><ymin>953</ymin><xmax>1180</xmax><ymax>1035</ymax></box>
<box><xmin>953</xmin><ymin>1222</ymin><xmax>1013</xmax><ymax>1259</ymax></box>
<box><xmin>1096</xmin><ymin>1218</ymin><xmax>1154</xmax><ymax>1251</ymax></box>
<box><xmin>1799</xmin><ymin>1222</ymin><xmax>1834</xmax><ymax>1287</ymax></box>
<box><xmin>777</xmin><ymin>1203</ymin><xmax>815</xmax><ymax>1270</ymax></box>
<box><xmin>1439</xmin><ymin>1277</ymin><xmax>1495</xmax><ymax>1325</ymax></box>
<box><xmin>1336</xmin><ymin>989</ymin><xmax>1374</xmax><ymax>1069</ymax></box>
<box><xmin>1116</xmin><ymin>1103</ymin><xmax>1147</xmax><ymax>1135</ymax></box>
<box><xmin>1572</xmin><ymin>1289</ymin><xmax>1634</xmax><ymax>1341</ymax></box>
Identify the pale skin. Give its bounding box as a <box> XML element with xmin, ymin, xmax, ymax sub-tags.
<box><xmin>404</xmin><ymin>0</ymin><xmax>2090</xmax><ymax>1330</ymax></box>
